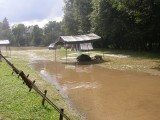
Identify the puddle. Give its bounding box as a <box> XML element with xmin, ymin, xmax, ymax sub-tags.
<box><xmin>31</xmin><ymin>60</ymin><xmax>160</xmax><ymax>120</ymax></box>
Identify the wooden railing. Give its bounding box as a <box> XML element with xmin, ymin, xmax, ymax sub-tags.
<box><xmin>0</xmin><ymin>53</ymin><xmax>70</xmax><ymax>120</ymax></box>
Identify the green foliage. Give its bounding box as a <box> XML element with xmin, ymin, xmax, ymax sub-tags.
<box><xmin>2</xmin><ymin>17</ymin><xmax>10</xmax><ymax>30</ymax></box>
<box><xmin>0</xmin><ymin>18</ymin><xmax>64</xmax><ymax>47</ymax></box>
<box><xmin>0</xmin><ymin>18</ymin><xmax>13</xmax><ymax>40</ymax></box>
<box><xmin>74</xmin><ymin>0</ymin><xmax>92</xmax><ymax>33</ymax></box>
<box><xmin>12</xmin><ymin>24</ymin><xmax>27</xmax><ymax>46</ymax></box>
<box><xmin>63</xmin><ymin>0</ymin><xmax>92</xmax><ymax>35</ymax></box>
<box><xmin>32</xmin><ymin>25</ymin><xmax>43</xmax><ymax>46</ymax></box>
<box><xmin>63</xmin><ymin>0</ymin><xmax>79</xmax><ymax>35</ymax></box>
<box><xmin>43</xmin><ymin>21</ymin><xmax>63</xmax><ymax>45</ymax></box>
<box><xmin>11</xmin><ymin>24</ymin><xmax>44</xmax><ymax>46</ymax></box>
<box><xmin>89</xmin><ymin>0</ymin><xmax>160</xmax><ymax>51</ymax></box>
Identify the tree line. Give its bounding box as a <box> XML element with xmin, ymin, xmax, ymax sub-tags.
<box><xmin>1</xmin><ymin>0</ymin><xmax>160</xmax><ymax>52</ymax></box>
<box><xmin>63</xmin><ymin>0</ymin><xmax>160</xmax><ymax>52</ymax></box>
<box><xmin>0</xmin><ymin>18</ymin><xmax>63</xmax><ymax>46</ymax></box>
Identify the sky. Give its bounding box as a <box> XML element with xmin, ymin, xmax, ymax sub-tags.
<box><xmin>0</xmin><ymin>0</ymin><xmax>64</xmax><ymax>28</ymax></box>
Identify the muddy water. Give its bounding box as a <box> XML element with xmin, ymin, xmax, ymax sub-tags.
<box><xmin>31</xmin><ymin>60</ymin><xmax>160</xmax><ymax>120</ymax></box>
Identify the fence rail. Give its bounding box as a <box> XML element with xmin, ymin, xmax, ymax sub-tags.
<box><xmin>0</xmin><ymin>53</ymin><xmax>70</xmax><ymax>120</ymax></box>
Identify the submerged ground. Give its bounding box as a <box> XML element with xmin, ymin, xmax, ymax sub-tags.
<box><xmin>1</xmin><ymin>47</ymin><xmax>160</xmax><ymax>120</ymax></box>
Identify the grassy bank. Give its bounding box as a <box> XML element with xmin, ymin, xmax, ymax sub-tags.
<box><xmin>0</xmin><ymin>51</ymin><xmax>80</xmax><ymax>120</ymax></box>
<box><xmin>0</xmin><ymin>62</ymin><xmax>60</xmax><ymax>119</ymax></box>
<box><xmin>90</xmin><ymin>48</ymin><xmax>160</xmax><ymax>76</ymax></box>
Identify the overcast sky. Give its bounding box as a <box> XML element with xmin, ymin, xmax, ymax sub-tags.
<box><xmin>0</xmin><ymin>0</ymin><xmax>64</xmax><ymax>27</ymax></box>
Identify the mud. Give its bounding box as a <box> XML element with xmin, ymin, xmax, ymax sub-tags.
<box><xmin>31</xmin><ymin>60</ymin><xmax>160</xmax><ymax>120</ymax></box>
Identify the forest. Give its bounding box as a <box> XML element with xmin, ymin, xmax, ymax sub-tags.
<box><xmin>0</xmin><ymin>0</ymin><xmax>160</xmax><ymax>52</ymax></box>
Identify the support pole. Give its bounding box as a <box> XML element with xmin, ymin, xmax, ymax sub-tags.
<box><xmin>27</xmin><ymin>74</ymin><xmax>29</xmax><ymax>78</ymax></box>
<box><xmin>9</xmin><ymin>44</ymin><xmax>11</xmax><ymax>57</ymax></box>
<box><xmin>59</xmin><ymin>109</ymin><xmax>64</xmax><ymax>120</ymax></box>
<box><xmin>29</xmin><ymin>80</ymin><xmax>35</xmax><ymax>92</ymax></box>
<box><xmin>55</xmin><ymin>48</ymin><xmax>57</xmax><ymax>62</ymax></box>
<box><xmin>6</xmin><ymin>46</ymin><xmax>7</xmax><ymax>56</ymax></box>
<box><xmin>87</xmin><ymin>43</ymin><xmax>89</xmax><ymax>55</ymax></box>
<box><xmin>42</xmin><ymin>90</ymin><xmax>47</xmax><ymax>106</ymax></box>
<box><xmin>66</xmin><ymin>44</ymin><xmax>67</xmax><ymax>64</ymax></box>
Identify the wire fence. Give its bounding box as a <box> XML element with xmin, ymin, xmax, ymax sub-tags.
<box><xmin>0</xmin><ymin>53</ymin><xmax>70</xmax><ymax>120</ymax></box>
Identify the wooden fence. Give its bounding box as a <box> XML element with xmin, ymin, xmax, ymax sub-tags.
<box><xmin>0</xmin><ymin>53</ymin><xmax>70</xmax><ymax>120</ymax></box>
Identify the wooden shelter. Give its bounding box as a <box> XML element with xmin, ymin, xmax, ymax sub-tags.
<box><xmin>55</xmin><ymin>33</ymin><xmax>101</xmax><ymax>63</ymax></box>
<box><xmin>0</xmin><ymin>40</ymin><xmax>11</xmax><ymax>56</ymax></box>
<box><xmin>57</xmin><ymin>33</ymin><xmax>101</xmax><ymax>44</ymax></box>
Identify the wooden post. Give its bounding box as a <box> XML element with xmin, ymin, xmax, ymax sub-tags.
<box><xmin>66</xmin><ymin>47</ymin><xmax>67</xmax><ymax>64</ymax></box>
<box><xmin>29</xmin><ymin>80</ymin><xmax>35</xmax><ymax>92</ymax></box>
<box><xmin>27</xmin><ymin>74</ymin><xmax>29</xmax><ymax>78</ymax></box>
<box><xmin>9</xmin><ymin>44</ymin><xmax>11</xmax><ymax>57</ymax></box>
<box><xmin>18</xmin><ymin>70</ymin><xmax>23</xmax><ymax>78</ymax></box>
<box><xmin>42</xmin><ymin>90</ymin><xmax>47</xmax><ymax>106</ymax></box>
<box><xmin>55</xmin><ymin>48</ymin><xmax>57</xmax><ymax>62</ymax></box>
<box><xmin>59</xmin><ymin>109</ymin><xmax>64</xmax><ymax>120</ymax></box>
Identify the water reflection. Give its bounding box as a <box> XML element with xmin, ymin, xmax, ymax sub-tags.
<box><xmin>31</xmin><ymin>60</ymin><xmax>160</xmax><ymax>120</ymax></box>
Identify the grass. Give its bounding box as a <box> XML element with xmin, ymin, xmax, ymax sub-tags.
<box><xmin>0</xmin><ymin>62</ymin><xmax>60</xmax><ymax>120</ymax></box>
<box><xmin>0</xmin><ymin>50</ymin><xmax>80</xmax><ymax>120</ymax></box>
<box><xmin>94</xmin><ymin>48</ymin><xmax>160</xmax><ymax>59</ymax></box>
<box><xmin>88</xmin><ymin>48</ymin><xmax>160</xmax><ymax>76</ymax></box>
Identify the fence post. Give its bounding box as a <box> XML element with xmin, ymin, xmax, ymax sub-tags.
<box><xmin>29</xmin><ymin>80</ymin><xmax>35</xmax><ymax>92</ymax></box>
<box><xmin>42</xmin><ymin>90</ymin><xmax>47</xmax><ymax>106</ymax></box>
<box><xmin>18</xmin><ymin>71</ymin><xmax>22</xmax><ymax>78</ymax></box>
<box><xmin>1</xmin><ymin>55</ymin><xmax>71</xmax><ymax>120</ymax></box>
<box><xmin>27</xmin><ymin>74</ymin><xmax>29</xmax><ymax>78</ymax></box>
<box><xmin>59</xmin><ymin>109</ymin><xmax>64</xmax><ymax>120</ymax></box>
<box><xmin>12</xmin><ymin>70</ymin><xmax>14</xmax><ymax>75</ymax></box>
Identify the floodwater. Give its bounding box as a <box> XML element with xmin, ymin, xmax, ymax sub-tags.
<box><xmin>31</xmin><ymin>60</ymin><xmax>160</xmax><ymax>120</ymax></box>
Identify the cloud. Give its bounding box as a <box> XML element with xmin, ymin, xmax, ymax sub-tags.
<box><xmin>0</xmin><ymin>0</ymin><xmax>64</xmax><ymax>27</ymax></box>
<box><xmin>11</xmin><ymin>17</ymin><xmax>63</xmax><ymax>28</ymax></box>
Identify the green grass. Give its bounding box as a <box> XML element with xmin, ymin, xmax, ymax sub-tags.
<box><xmin>0</xmin><ymin>56</ymin><xmax>79</xmax><ymax>120</ymax></box>
<box><xmin>94</xmin><ymin>48</ymin><xmax>160</xmax><ymax>59</ymax></box>
<box><xmin>0</xmin><ymin>62</ymin><xmax>60</xmax><ymax>120</ymax></box>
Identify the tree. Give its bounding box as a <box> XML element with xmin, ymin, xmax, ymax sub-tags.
<box><xmin>32</xmin><ymin>25</ymin><xmax>43</xmax><ymax>46</ymax></box>
<box><xmin>0</xmin><ymin>18</ymin><xmax>13</xmax><ymax>41</ymax></box>
<box><xmin>12</xmin><ymin>24</ymin><xmax>27</xmax><ymax>46</ymax></box>
<box><xmin>90</xmin><ymin>0</ymin><xmax>118</xmax><ymax>48</ymax></box>
<box><xmin>63</xmin><ymin>0</ymin><xmax>79</xmax><ymax>35</ymax></box>
<box><xmin>43</xmin><ymin>21</ymin><xmax>63</xmax><ymax>45</ymax></box>
<box><xmin>2</xmin><ymin>17</ymin><xmax>10</xmax><ymax>30</ymax></box>
<box><xmin>0</xmin><ymin>22</ymin><xmax>3</xmax><ymax>39</ymax></box>
<box><xmin>73</xmin><ymin>0</ymin><xmax>92</xmax><ymax>33</ymax></box>
<box><xmin>89</xmin><ymin>0</ymin><xmax>160</xmax><ymax>51</ymax></box>
<box><xmin>63</xmin><ymin>0</ymin><xmax>92</xmax><ymax>35</ymax></box>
